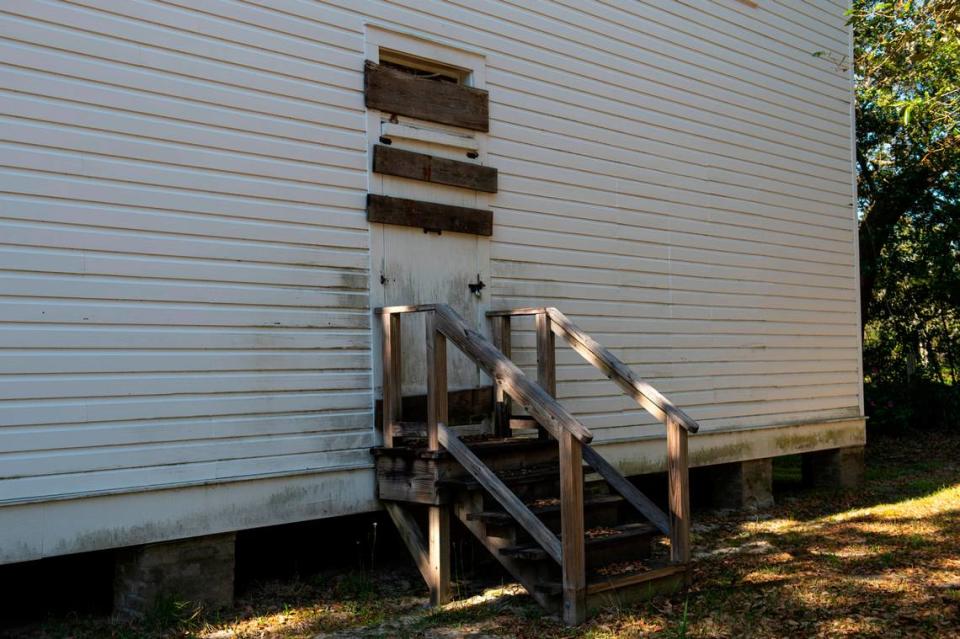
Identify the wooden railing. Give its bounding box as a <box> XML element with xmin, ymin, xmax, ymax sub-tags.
<box><xmin>487</xmin><ymin>307</ymin><xmax>698</xmax><ymax>568</ymax></box>
<box><xmin>376</xmin><ymin>304</ymin><xmax>698</xmax><ymax>624</ymax></box>
<box><xmin>377</xmin><ymin>303</ymin><xmax>590</xmax><ymax>622</ymax></box>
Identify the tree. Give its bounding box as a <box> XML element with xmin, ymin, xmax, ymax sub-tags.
<box><xmin>851</xmin><ymin>0</ymin><xmax>960</xmax><ymax>428</ymax></box>
<box><xmin>851</xmin><ymin>0</ymin><xmax>960</xmax><ymax>328</ymax></box>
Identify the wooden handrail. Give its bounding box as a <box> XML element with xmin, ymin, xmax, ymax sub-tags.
<box><xmin>543</xmin><ymin>308</ymin><xmax>700</xmax><ymax>434</ymax></box>
<box><xmin>484</xmin><ymin>306</ymin><xmax>692</xmax><ymax>544</ymax></box>
<box><xmin>376</xmin><ymin>303</ymin><xmax>438</xmax><ymax>315</ymax></box>
<box><xmin>485</xmin><ymin>306</ymin><xmax>547</xmax><ymax>317</ymax></box>
<box><xmin>378</xmin><ymin>304</ymin><xmax>593</xmax><ymax>444</ymax></box>
<box><xmin>373</xmin><ymin>304</ymin><xmax>593</xmax><ymax>444</ymax></box>
<box><xmin>438</xmin><ymin>423</ymin><xmax>562</xmax><ymax>563</ymax></box>
<box><xmin>580</xmin><ymin>445</ymin><xmax>671</xmax><ymax>535</ymax></box>
<box><xmin>379</xmin><ymin>303</ymin><xmax>687</xmax><ymax>623</ymax></box>
<box><xmin>431</xmin><ymin>305</ymin><xmax>594</xmax><ymax>445</ymax></box>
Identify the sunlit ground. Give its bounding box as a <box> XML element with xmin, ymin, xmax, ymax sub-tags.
<box><xmin>16</xmin><ymin>431</ymin><xmax>960</xmax><ymax>638</ymax></box>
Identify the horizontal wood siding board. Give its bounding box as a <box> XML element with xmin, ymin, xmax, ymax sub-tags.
<box><xmin>366</xmin><ymin>194</ymin><xmax>493</xmax><ymax>236</ymax></box>
<box><xmin>372</xmin><ymin>145</ymin><xmax>498</xmax><ymax>192</ymax></box>
<box><xmin>364</xmin><ymin>60</ymin><xmax>489</xmax><ymax>131</ymax></box>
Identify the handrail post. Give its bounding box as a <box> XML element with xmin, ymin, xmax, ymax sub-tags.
<box><xmin>427</xmin><ymin>505</ymin><xmax>451</xmax><ymax>606</ymax></box>
<box><xmin>535</xmin><ymin>311</ymin><xmax>556</xmax><ymax>440</ymax></box>
<box><xmin>490</xmin><ymin>315</ymin><xmax>513</xmax><ymax>438</ymax></box>
<box><xmin>425</xmin><ymin>311</ymin><xmax>447</xmax><ymax>451</ymax></box>
<box><xmin>667</xmin><ymin>416</ymin><xmax>691</xmax><ymax>571</ymax></box>
<box><xmin>425</xmin><ymin>310</ymin><xmax>450</xmax><ymax>604</ymax></box>
<box><xmin>559</xmin><ymin>430</ymin><xmax>585</xmax><ymax>625</ymax></box>
<box><xmin>381</xmin><ymin>311</ymin><xmax>402</xmax><ymax>448</ymax></box>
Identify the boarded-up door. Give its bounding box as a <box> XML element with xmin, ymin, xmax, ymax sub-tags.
<box><xmin>365</xmin><ymin>31</ymin><xmax>491</xmax><ymax>397</ymax></box>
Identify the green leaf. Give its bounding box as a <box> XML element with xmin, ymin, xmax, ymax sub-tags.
<box><xmin>903</xmin><ymin>102</ymin><xmax>916</xmax><ymax>125</ymax></box>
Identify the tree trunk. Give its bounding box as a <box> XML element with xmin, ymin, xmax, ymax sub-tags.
<box><xmin>858</xmin><ymin>165</ymin><xmax>938</xmax><ymax>331</ymax></box>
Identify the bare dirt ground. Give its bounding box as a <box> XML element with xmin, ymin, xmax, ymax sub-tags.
<box><xmin>12</xmin><ymin>430</ymin><xmax>960</xmax><ymax>638</ymax></box>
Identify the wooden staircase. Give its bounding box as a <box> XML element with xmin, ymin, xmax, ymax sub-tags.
<box><xmin>371</xmin><ymin>304</ymin><xmax>699</xmax><ymax>624</ymax></box>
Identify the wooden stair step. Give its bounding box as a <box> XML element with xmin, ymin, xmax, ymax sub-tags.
<box><xmin>466</xmin><ymin>437</ymin><xmax>557</xmax><ymax>454</ymax></box>
<box><xmin>393</xmin><ymin>421</ymin><xmax>488</xmax><ymax>440</ymax></box>
<box><xmin>437</xmin><ymin>465</ymin><xmax>604</xmax><ymax>494</ymax></box>
<box><xmin>500</xmin><ymin>522</ymin><xmax>658</xmax><ymax>561</ymax></box>
<box><xmin>371</xmin><ymin>434</ymin><xmax>553</xmax><ymax>460</ymax></box>
<box><xmin>586</xmin><ymin>563</ymin><xmax>689</xmax><ymax>612</ymax></box>
<box><xmin>466</xmin><ymin>494</ymin><xmax>624</xmax><ymax>525</ymax></box>
<box><xmin>436</xmin><ymin>462</ymin><xmax>561</xmax><ymax>490</ymax></box>
<box><xmin>534</xmin><ymin>562</ymin><xmax>686</xmax><ymax>597</ymax></box>
<box><xmin>588</xmin><ymin>563</ymin><xmax>686</xmax><ymax>595</ymax></box>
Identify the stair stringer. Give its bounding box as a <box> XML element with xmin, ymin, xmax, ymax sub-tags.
<box><xmin>452</xmin><ymin>490</ymin><xmax>560</xmax><ymax>613</ymax></box>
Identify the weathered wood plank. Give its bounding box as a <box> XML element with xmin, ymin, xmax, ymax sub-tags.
<box><xmin>375</xmin><ymin>454</ymin><xmax>443</xmax><ymax>505</ymax></box>
<box><xmin>367</xmin><ymin>194</ymin><xmax>493</xmax><ymax>237</ymax></box>
<box><xmin>452</xmin><ymin>492</ymin><xmax>559</xmax><ymax>612</ymax></box>
<box><xmin>536</xmin><ymin>313</ymin><xmax>556</xmax><ymax>396</ymax></box>
<box><xmin>536</xmin><ymin>312</ymin><xmax>556</xmax><ymax>440</ymax></box>
<box><xmin>373</xmin><ymin>145</ymin><xmax>497</xmax><ymax>193</ymax></box>
<box><xmin>433</xmin><ymin>305</ymin><xmax>592</xmax><ymax>444</ymax></box>
<box><xmin>545</xmin><ymin>308</ymin><xmax>699</xmax><ymax>433</ymax></box>
<box><xmin>486</xmin><ymin>307</ymin><xmax>548</xmax><ymax>317</ymax></box>
<box><xmin>428</xmin><ymin>505</ymin><xmax>451</xmax><ymax>606</ymax></box>
<box><xmin>585</xmin><ymin>564</ymin><xmax>687</xmax><ymax>595</ymax></box>
<box><xmin>375</xmin><ymin>386</ymin><xmax>493</xmax><ymax>433</ymax></box>
<box><xmin>581</xmin><ymin>445</ymin><xmax>671</xmax><ymax>535</ymax></box>
<box><xmin>381</xmin><ymin>122</ymin><xmax>479</xmax><ymax>152</ymax></box>
<box><xmin>375</xmin><ymin>304</ymin><xmax>437</xmax><ymax>315</ymax></box>
<box><xmin>381</xmin><ymin>312</ymin><xmax>402</xmax><ymax>448</ymax></box>
<box><xmin>490</xmin><ymin>315</ymin><xmax>513</xmax><ymax>438</ymax></box>
<box><xmin>438</xmin><ymin>423</ymin><xmax>562</xmax><ymax>563</ymax></box>
<box><xmin>389</xmin><ymin>421</ymin><xmax>486</xmax><ymax>440</ymax></box>
<box><xmin>382</xmin><ymin>502</ymin><xmax>431</xmax><ymax>586</ymax></box>
<box><xmin>559</xmin><ymin>431</ymin><xmax>586</xmax><ymax>625</ymax></box>
<box><xmin>364</xmin><ymin>60</ymin><xmax>489</xmax><ymax>132</ymax></box>
<box><xmin>425</xmin><ymin>312</ymin><xmax>447</xmax><ymax>451</ymax></box>
<box><xmin>501</xmin><ymin>522</ymin><xmax>656</xmax><ymax>563</ymax></box>
<box><xmin>667</xmin><ymin>418</ymin><xmax>691</xmax><ymax>567</ymax></box>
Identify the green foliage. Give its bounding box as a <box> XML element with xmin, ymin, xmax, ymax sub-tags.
<box><xmin>144</xmin><ymin>595</ymin><xmax>205</xmax><ymax>634</ymax></box>
<box><xmin>852</xmin><ymin>0</ymin><xmax>960</xmax><ymax>427</ymax></box>
<box><xmin>673</xmin><ymin>599</ymin><xmax>689</xmax><ymax>639</ymax></box>
<box><xmin>853</xmin><ymin>1</ymin><xmax>959</xmax><ymax>137</ymax></box>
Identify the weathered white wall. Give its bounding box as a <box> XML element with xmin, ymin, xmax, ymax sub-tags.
<box><xmin>478</xmin><ymin>0</ymin><xmax>863</xmax><ymax>441</ymax></box>
<box><xmin>0</xmin><ymin>0</ymin><xmax>860</xmax><ymax>562</ymax></box>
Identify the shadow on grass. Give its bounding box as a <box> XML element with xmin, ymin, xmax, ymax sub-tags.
<box><xmin>681</xmin><ymin>444</ymin><xmax>960</xmax><ymax>638</ymax></box>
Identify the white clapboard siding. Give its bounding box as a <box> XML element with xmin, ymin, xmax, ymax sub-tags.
<box><xmin>0</xmin><ymin>448</ymin><xmax>375</xmax><ymax>503</ymax></box>
<box><xmin>0</xmin><ymin>0</ymin><xmax>372</xmax><ymax>505</ymax></box>
<box><xmin>444</xmin><ymin>0</ymin><xmax>857</xmax><ymax>438</ymax></box>
<box><xmin>1</xmin><ymin>0</ymin><xmax>859</xmax><ymax>533</ymax></box>
<box><xmin>2</xmin><ymin>412</ymin><xmax>373</xmax><ymax>453</ymax></box>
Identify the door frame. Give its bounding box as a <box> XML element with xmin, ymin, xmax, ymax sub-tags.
<box><xmin>364</xmin><ymin>25</ymin><xmax>492</xmax><ymax>401</ymax></box>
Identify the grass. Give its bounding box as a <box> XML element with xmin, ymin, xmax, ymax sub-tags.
<box><xmin>10</xmin><ymin>430</ymin><xmax>960</xmax><ymax>638</ymax></box>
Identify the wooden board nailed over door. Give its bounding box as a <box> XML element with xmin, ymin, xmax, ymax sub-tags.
<box><xmin>364</xmin><ymin>35</ymin><xmax>494</xmax><ymax>398</ymax></box>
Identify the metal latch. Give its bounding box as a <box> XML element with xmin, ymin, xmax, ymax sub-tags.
<box><xmin>468</xmin><ymin>274</ymin><xmax>485</xmax><ymax>297</ymax></box>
